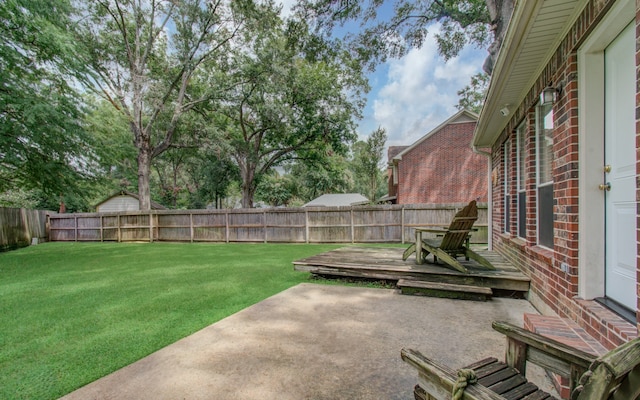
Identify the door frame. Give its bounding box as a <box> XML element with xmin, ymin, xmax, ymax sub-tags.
<box><xmin>577</xmin><ymin>0</ymin><xmax>635</xmax><ymax>302</ymax></box>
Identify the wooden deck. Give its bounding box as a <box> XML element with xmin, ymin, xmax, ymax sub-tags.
<box><xmin>293</xmin><ymin>247</ymin><xmax>530</xmax><ymax>299</ymax></box>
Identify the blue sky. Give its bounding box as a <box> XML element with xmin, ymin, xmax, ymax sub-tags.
<box><xmin>279</xmin><ymin>1</ymin><xmax>487</xmax><ymax>160</ymax></box>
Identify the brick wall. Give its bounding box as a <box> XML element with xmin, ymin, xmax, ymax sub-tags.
<box><xmin>490</xmin><ymin>0</ymin><xmax>638</xmax><ymax>349</ymax></box>
<box><xmin>395</xmin><ymin>121</ymin><xmax>488</xmax><ymax>204</ymax></box>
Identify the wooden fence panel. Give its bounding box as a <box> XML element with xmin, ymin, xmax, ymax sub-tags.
<box><xmin>0</xmin><ymin>208</ymin><xmax>48</xmax><ymax>251</ymax></box>
<box><xmin>307</xmin><ymin>208</ymin><xmax>352</xmax><ymax>243</ymax></box>
<box><xmin>47</xmin><ymin>203</ymin><xmax>488</xmax><ymax>244</ymax></box>
<box><xmin>49</xmin><ymin>214</ymin><xmax>76</xmax><ymax>241</ymax></box>
<box><xmin>157</xmin><ymin>214</ymin><xmax>190</xmax><ymax>242</ymax></box>
<box><xmin>228</xmin><ymin>211</ymin><xmax>264</xmax><ymax>242</ymax></box>
<box><xmin>353</xmin><ymin>206</ymin><xmax>403</xmax><ymax>242</ymax></box>
<box><xmin>192</xmin><ymin>213</ymin><xmax>226</xmax><ymax>242</ymax></box>
<box><xmin>265</xmin><ymin>210</ymin><xmax>306</xmax><ymax>243</ymax></box>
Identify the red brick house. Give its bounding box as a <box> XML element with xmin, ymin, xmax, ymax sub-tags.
<box><xmin>386</xmin><ymin>110</ymin><xmax>488</xmax><ymax>204</ymax></box>
<box><xmin>473</xmin><ymin>0</ymin><xmax>638</xmax><ymax>349</ymax></box>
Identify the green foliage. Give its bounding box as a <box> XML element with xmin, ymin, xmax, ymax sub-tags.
<box><xmin>456</xmin><ymin>72</ymin><xmax>489</xmax><ymax>113</ymax></box>
<box><xmin>85</xmin><ymin>97</ymin><xmax>139</xmax><ymax>192</ymax></box>
<box><xmin>218</xmin><ymin>17</ymin><xmax>364</xmax><ymax>207</ymax></box>
<box><xmin>351</xmin><ymin>127</ymin><xmax>387</xmax><ymax>202</ymax></box>
<box><xmin>0</xmin><ymin>0</ymin><xmax>96</xmax><ymax>197</ymax></box>
<box><xmin>296</xmin><ymin>0</ymin><xmax>491</xmax><ymax>70</ymax></box>
<box><xmin>255</xmin><ymin>172</ymin><xmax>297</xmax><ymax>207</ymax></box>
<box><xmin>75</xmin><ymin>0</ymin><xmax>277</xmax><ymax>209</ymax></box>
<box><xmin>0</xmin><ymin>242</ymin><xmax>341</xmax><ymax>399</ymax></box>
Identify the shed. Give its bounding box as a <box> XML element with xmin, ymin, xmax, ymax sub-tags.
<box><xmin>95</xmin><ymin>191</ymin><xmax>167</xmax><ymax>212</ymax></box>
<box><xmin>303</xmin><ymin>194</ymin><xmax>369</xmax><ymax>207</ymax></box>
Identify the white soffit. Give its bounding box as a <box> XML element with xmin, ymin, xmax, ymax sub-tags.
<box><xmin>473</xmin><ymin>0</ymin><xmax>586</xmax><ymax>148</ymax></box>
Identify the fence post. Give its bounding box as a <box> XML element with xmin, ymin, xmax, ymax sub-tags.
<box><xmin>190</xmin><ymin>213</ymin><xmax>194</xmax><ymax>243</ymax></box>
<box><xmin>350</xmin><ymin>207</ymin><xmax>355</xmax><ymax>244</ymax></box>
<box><xmin>305</xmin><ymin>209</ymin><xmax>309</xmax><ymax>244</ymax></box>
<box><xmin>117</xmin><ymin>214</ymin><xmax>121</xmax><ymax>243</ymax></box>
<box><xmin>74</xmin><ymin>215</ymin><xmax>78</xmax><ymax>242</ymax></box>
<box><xmin>263</xmin><ymin>210</ymin><xmax>267</xmax><ymax>243</ymax></box>
<box><xmin>401</xmin><ymin>206</ymin><xmax>405</xmax><ymax>244</ymax></box>
<box><xmin>225</xmin><ymin>211</ymin><xmax>229</xmax><ymax>243</ymax></box>
<box><xmin>149</xmin><ymin>212</ymin><xmax>153</xmax><ymax>243</ymax></box>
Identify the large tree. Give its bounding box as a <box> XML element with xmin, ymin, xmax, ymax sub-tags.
<box><xmin>295</xmin><ymin>0</ymin><xmax>514</xmax><ymax>75</ymax></box>
<box><xmin>0</xmin><ymin>0</ymin><xmax>95</xmax><ymax>197</ymax></box>
<box><xmin>218</xmin><ymin>20</ymin><xmax>364</xmax><ymax>207</ymax></box>
<box><xmin>75</xmin><ymin>0</ymin><xmax>272</xmax><ymax>210</ymax></box>
<box><xmin>351</xmin><ymin>127</ymin><xmax>387</xmax><ymax>203</ymax></box>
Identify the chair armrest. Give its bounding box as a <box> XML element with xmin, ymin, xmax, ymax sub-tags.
<box><xmin>415</xmin><ymin>227</ymin><xmax>448</xmax><ymax>234</ymax></box>
<box><xmin>492</xmin><ymin>321</ymin><xmax>596</xmax><ymax>384</ymax></box>
<box><xmin>401</xmin><ymin>348</ymin><xmax>506</xmax><ymax>400</ymax></box>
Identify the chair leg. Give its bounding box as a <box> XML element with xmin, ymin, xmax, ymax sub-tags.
<box><xmin>463</xmin><ymin>248</ymin><xmax>496</xmax><ymax>270</ymax></box>
<box><xmin>403</xmin><ymin>243</ymin><xmax>416</xmax><ymax>261</ymax></box>
<box><xmin>425</xmin><ymin>246</ymin><xmax>468</xmax><ymax>273</ymax></box>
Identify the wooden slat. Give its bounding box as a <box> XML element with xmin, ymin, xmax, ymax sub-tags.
<box><xmin>397</xmin><ymin>279</ymin><xmax>493</xmax><ymax>295</ymax></box>
<box><xmin>474</xmin><ymin>362</ymin><xmax>510</xmax><ymax>380</ymax></box>
<box><xmin>464</xmin><ymin>357</ymin><xmax>500</xmax><ymax>371</ymax></box>
<box><xmin>487</xmin><ymin>374</ymin><xmax>527</xmax><ymax>395</ymax></box>
<box><xmin>500</xmin><ymin>382</ymin><xmax>539</xmax><ymax>400</ymax></box>
<box><xmin>521</xmin><ymin>390</ymin><xmax>555</xmax><ymax>400</ymax></box>
<box><xmin>478</xmin><ymin>366</ymin><xmax>519</xmax><ymax>387</ymax></box>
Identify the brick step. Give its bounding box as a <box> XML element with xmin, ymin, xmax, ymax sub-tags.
<box><xmin>524</xmin><ymin>313</ymin><xmax>608</xmax><ymax>399</ymax></box>
<box><xmin>397</xmin><ymin>279</ymin><xmax>493</xmax><ymax>301</ymax></box>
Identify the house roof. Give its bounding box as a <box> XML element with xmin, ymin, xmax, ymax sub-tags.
<box><xmin>95</xmin><ymin>190</ymin><xmax>167</xmax><ymax>210</ymax></box>
<box><xmin>303</xmin><ymin>193</ymin><xmax>369</xmax><ymax>207</ymax></box>
<box><xmin>393</xmin><ymin>109</ymin><xmax>478</xmax><ymax>162</ymax></box>
<box><xmin>387</xmin><ymin>146</ymin><xmax>408</xmax><ymax>161</ymax></box>
<box><xmin>473</xmin><ymin>0</ymin><xmax>585</xmax><ymax>148</ymax></box>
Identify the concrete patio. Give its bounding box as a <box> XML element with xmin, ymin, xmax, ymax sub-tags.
<box><xmin>60</xmin><ymin>283</ymin><xmax>549</xmax><ymax>400</ymax></box>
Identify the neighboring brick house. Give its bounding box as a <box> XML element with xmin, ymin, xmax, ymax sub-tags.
<box><xmin>473</xmin><ymin>0</ymin><xmax>638</xmax><ymax>349</ymax></box>
<box><xmin>386</xmin><ymin>109</ymin><xmax>488</xmax><ymax>204</ymax></box>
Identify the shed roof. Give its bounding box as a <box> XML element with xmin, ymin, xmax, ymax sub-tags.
<box><xmin>473</xmin><ymin>0</ymin><xmax>585</xmax><ymax>148</ymax></box>
<box><xmin>303</xmin><ymin>193</ymin><xmax>369</xmax><ymax>207</ymax></box>
<box><xmin>95</xmin><ymin>190</ymin><xmax>167</xmax><ymax>210</ymax></box>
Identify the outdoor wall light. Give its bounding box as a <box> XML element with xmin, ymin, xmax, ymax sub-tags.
<box><xmin>540</xmin><ymin>83</ymin><xmax>561</xmax><ymax>105</ymax></box>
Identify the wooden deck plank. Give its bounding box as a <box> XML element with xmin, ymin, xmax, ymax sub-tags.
<box><xmin>293</xmin><ymin>247</ymin><xmax>531</xmax><ymax>294</ymax></box>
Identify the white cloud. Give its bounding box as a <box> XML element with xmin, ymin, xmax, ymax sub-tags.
<box><xmin>359</xmin><ymin>24</ymin><xmax>486</xmax><ymax>155</ymax></box>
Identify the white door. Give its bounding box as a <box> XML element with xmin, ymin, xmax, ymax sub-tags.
<box><xmin>604</xmin><ymin>22</ymin><xmax>637</xmax><ymax>311</ymax></box>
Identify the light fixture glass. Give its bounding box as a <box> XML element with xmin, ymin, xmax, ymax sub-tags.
<box><xmin>540</xmin><ymin>85</ymin><xmax>557</xmax><ymax>105</ymax></box>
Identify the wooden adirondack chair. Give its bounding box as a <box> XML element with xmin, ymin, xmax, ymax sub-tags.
<box><xmin>402</xmin><ymin>200</ymin><xmax>495</xmax><ymax>273</ymax></box>
<box><xmin>401</xmin><ymin>321</ymin><xmax>640</xmax><ymax>400</ymax></box>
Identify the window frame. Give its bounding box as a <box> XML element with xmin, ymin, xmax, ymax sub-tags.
<box><xmin>504</xmin><ymin>139</ymin><xmax>511</xmax><ymax>234</ymax></box>
<box><xmin>516</xmin><ymin>122</ymin><xmax>526</xmax><ymax>239</ymax></box>
<box><xmin>536</xmin><ymin>102</ymin><xmax>554</xmax><ymax>249</ymax></box>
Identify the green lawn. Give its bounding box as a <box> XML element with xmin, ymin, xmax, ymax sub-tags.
<box><xmin>0</xmin><ymin>242</ymin><xmax>342</xmax><ymax>400</ymax></box>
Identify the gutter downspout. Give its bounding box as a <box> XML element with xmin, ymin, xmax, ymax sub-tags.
<box><xmin>473</xmin><ymin>146</ymin><xmax>492</xmax><ymax>251</ymax></box>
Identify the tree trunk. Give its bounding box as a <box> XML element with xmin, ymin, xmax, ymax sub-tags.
<box><xmin>483</xmin><ymin>0</ymin><xmax>515</xmax><ymax>75</ymax></box>
<box><xmin>137</xmin><ymin>148</ymin><xmax>152</xmax><ymax>211</ymax></box>
<box><xmin>238</xmin><ymin>161</ymin><xmax>254</xmax><ymax>208</ymax></box>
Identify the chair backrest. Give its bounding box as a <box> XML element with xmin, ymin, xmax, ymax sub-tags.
<box><xmin>440</xmin><ymin>200</ymin><xmax>478</xmax><ymax>250</ymax></box>
<box><xmin>573</xmin><ymin>336</ymin><xmax>640</xmax><ymax>400</ymax></box>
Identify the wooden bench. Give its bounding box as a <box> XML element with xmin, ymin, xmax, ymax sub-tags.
<box><xmin>401</xmin><ymin>321</ymin><xmax>640</xmax><ymax>400</ymax></box>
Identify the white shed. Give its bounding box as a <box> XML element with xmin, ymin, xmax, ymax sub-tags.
<box><xmin>95</xmin><ymin>191</ymin><xmax>167</xmax><ymax>212</ymax></box>
<box><xmin>303</xmin><ymin>193</ymin><xmax>369</xmax><ymax>207</ymax></box>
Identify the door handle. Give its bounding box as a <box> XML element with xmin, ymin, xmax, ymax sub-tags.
<box><xmin>599</xmin><ymin>182</ymin><xmax>611</xmax><ymax>191</ymax></box>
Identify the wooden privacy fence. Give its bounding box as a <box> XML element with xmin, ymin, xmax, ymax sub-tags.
<box><xmin>48</xmin><ymin>203</ymin><xmax>488</xmax><ymax>244</ymax></box>
<box><xmin>0</xmin><ymin>207</ymin><xmax>49</xmax><ymax>251</ymax></box>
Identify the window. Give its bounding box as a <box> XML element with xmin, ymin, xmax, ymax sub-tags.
<box><xmin>516</xmin><ymin>123</ymin><xmax>526</xmax><ymax>238</ymax></box>
<box><xmin>504</xmin><ymin>140</ymin><xmax>510</xmax><ymax>233</ymax></box>
<box><xmin>537</xmin><ymin>103</ymin><xmax>554</xmax><ymax>248</ymax></box>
